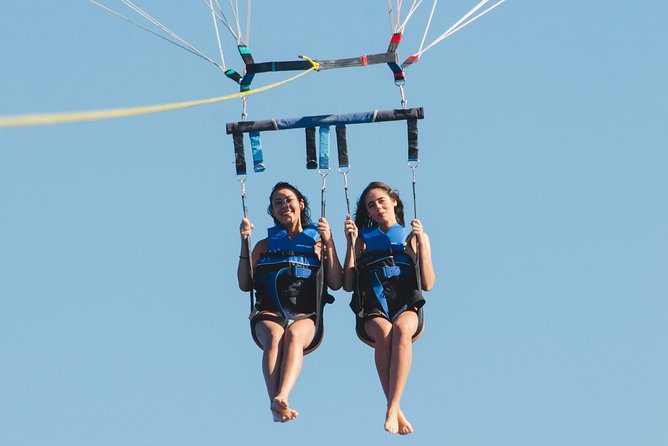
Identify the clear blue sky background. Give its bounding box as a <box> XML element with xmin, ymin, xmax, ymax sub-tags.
<box><xmin>1</xmin><ymin>1</ymin><xmax>666</xmax><ymax>445</ymax></box>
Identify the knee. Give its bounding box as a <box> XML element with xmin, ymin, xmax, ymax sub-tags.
<box><xmin>284</xmin><ymin>326</ymin><xmax>310</xmax><ymax>348</ymax></box>
<box><xmin>393</xmin><ymin>321</ymin><xmax>415</xmax><ymax>343</ymax></box>
<box><xmin>368</xmin><ymin>324</ymin><xmax>392</xmax><ymax>347</ymax></box>
<box><xmin>261</xmin><ymin>328</ymin><xmax>284</xmax><ymax>351</ymax></box>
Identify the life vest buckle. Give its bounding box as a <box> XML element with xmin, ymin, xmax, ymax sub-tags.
<box><xmin>380</xmin><ymin>265</ymin><xmax>401</xmax><ymax>278</ymax></box>
<box><xmin>290</xmin><ymin>265</ymin><xmax>312</xmax><ymax>279</ymax></box>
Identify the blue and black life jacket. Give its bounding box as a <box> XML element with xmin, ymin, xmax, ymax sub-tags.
<box><xmin>254</xmin><ymin>224</ymin><xmax>321</xmax><ymax>318</ymax></box>
<box><xmin>353</xmin><ymin>223</ymin><xmax>424</xmax><ymax>320</ymax></box>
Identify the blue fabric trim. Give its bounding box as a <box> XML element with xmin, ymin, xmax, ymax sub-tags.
<box><xmin>275</xmin><ymin>111</ymin><xmax>376</xmax><ymax>130</ymax></box>
<box><xmin>318</xmin><ymin>126</ymin><xmax>330</xmax><ymax>170</ymax></box>
<box><xmin>249</xmin><ymin>131</ymin><xmax>265</xmax><ymax>172</ymax></box>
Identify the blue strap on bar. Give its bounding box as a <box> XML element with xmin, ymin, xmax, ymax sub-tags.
<box><xmin>318</xmin><ymin>126</ymin><xmax>330</xmax><ymax>170</ymax></box>
<box><xmin>249</xmin><ymin>131</ymin><xmax>265</xmax><ymax>173</ymax></box>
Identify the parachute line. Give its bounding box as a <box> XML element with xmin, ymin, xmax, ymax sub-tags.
<box><xmin>418</xmin><ymin>0</ymin><xmax>438</xmax><ymax>55</ymax></box>
<box><xmin>419</xmin><ymin>0</ymin><xmax>506</xmax><ymax>57</ymax></box>
<box><xmin>208</xmin><ymin>1</ymin><xmax>242</xmax><ymax>44</ymax></box>
<box><xmin>208</xmin><ymin>0</ymin><xmax>227</xmax><ymax>68</ymax></box>
<box><xmin>107</xmin><ymin>0</ymin><xmax>222</xmax><ymax>69</ymax></box>
<box><xmin>245</xmin><ymin>0</ymin><xmax>251</xmax><ymax>46</ymax></box>
<box><xmin>398</xmin><ymin>0</ymin><xmax>423</xmax><ymax>33</ymax></box>
<box><xmin>387</xmin><ymin>0</ymin><xmax>397</xmax><ymax>33</ymax></box>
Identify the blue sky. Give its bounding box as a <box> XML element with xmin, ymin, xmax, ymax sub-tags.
<box><xmin>1</xmin><ymin>1</ymin><xmax>666</xmax><ymax>445</ymax></box>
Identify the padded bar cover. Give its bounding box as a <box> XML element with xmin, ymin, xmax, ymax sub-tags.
<box><xmin>226</xmin><ymin>107</ymin><xmax>423</xmax><ymax>134</ymax></box>
<box><xmin>306</xmin><ymin>128</ymin><xmax>317</xmax><ymax>170</ymax></box>
<box><xmin>246</xmin><ymin>60</ymin><xmax>313</xmax><ymax>74</ymax></box>
<box><xmin>233</xmin><ymin>132</ymin><xmax>247</xmax><ymax>176</ymax></box>
<box><xmin>335</xmin><ymin>126</ymin><xmax>349</xmax><ymax>168</ymax></box>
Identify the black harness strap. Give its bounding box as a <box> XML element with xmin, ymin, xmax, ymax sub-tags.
<box><xmin>233</xmin><ymin>132</ymin><xmax>247</xmax><ymax>176</ymax></box>
<box><xmin>305</xmin><ymin>128</ymin><xmax>317</xmax><ymax>170</ymax></box>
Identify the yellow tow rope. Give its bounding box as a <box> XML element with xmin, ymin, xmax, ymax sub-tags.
<box><xmin>0</xmin><ymin>65</ymin><xmax>317</xmax><ymax>128</ymax></box>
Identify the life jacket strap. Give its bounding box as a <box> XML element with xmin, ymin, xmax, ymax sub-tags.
<box><xmin>371</xmin><ymin>272</ymin><xmax>390</xmax><ymax>317</ymax></box>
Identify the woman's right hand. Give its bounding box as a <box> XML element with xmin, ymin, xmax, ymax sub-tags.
<box><xmin>344</xmin><ymin>215</ymin><xmax>358</xmax><ymax>245</ymax></box>
<box><xmin>239</xmin><ymin>218</ymin><xmax>254</xmax><ymax>240</ymax></box>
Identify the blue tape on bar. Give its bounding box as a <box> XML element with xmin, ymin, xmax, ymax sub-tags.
<box><xmin>249</xmin><ymin>131</ymin><xmax>265</xmax><ymax>172</ymax></box>
<box><xmin>319</xmin><ymin>126</ymin><xmax>330</xmax><ymax>170</ymax></box>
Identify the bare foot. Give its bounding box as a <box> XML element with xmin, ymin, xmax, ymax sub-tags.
<box><xmin>384</xmin><ymin>408</ymin><xmax>400</xmax><ymax>434</ymax></box>
<box><xmin>397</xmin><ymin>410</ymin><xmax>414</xmax><ymax>435</ymax></box>
<box><xmin>271</xmin><ymin>397</ymin><xmax>298</xmax><ymax>423</ymax></box>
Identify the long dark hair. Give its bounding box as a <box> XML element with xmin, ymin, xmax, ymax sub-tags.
<box><xmin>267</xmin><ymin>181</ymin><xmax>312</xmax><ymax>226</ymax></box>
<box><xmin>353</xmin><ymin>181</ymin><xmax>405</xmax><ymax>229</ymax></box>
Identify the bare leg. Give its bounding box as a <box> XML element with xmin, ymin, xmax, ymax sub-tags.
<box><xmin>364</xmin><ymin>317</ymin><xmax>393</xmax><ymax>399</ymax></box>
<box><xmin>273</xmin><ymin>318</ymin><xmax>316</xmax><ymax>422</ymax></box>
<box><xmin>254</xmin><ymin>319</ymin><xmax>292</xmax><ymax>422</ymax></box>
<box><xmin>386</xmin><ymin>311</ymin><xmax>419</xmax><ymax>435</ymax></box>
<box><xmin>364</xmin><ymin>317</ymin><xmax>397</xmax><ymax>432</ymax></box>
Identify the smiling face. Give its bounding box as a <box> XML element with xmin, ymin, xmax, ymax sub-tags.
<box><xmin>364</xmin><ymin>187</ymin><xmax>398</xmax><ymax>230</ymax></box>
<box><xmin>270</xmin><ymin>188</ymin><xmax>304</xmax><ymax>229</ymax></box>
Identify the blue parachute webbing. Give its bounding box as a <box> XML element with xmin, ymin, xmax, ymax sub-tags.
<box><xmin>249</xmin><ymin>131</ymin><xmax>265</xmax><ymax>172</ymax></box>
<box><xmin>318</xmin><ymin>126</ymin><xmax>330</xmax><ymax>170</ymax></box>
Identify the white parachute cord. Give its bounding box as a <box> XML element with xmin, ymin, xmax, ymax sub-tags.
<box><xmin>396</xmin><ymin>0</ymin><xmax>403</xmax><ymax>32</ymax></box>
<box><xmin>417</xmin><ymin>0</ymin><xmax>438</xmax><ymax>55</ymax></box>
<box><xmin>398</xmin><ymin>0</ymin><xmax>423</xmax><ymax>34</ymax></box>
<box><xmin>229</xmin><ymin>0</ymin><xmax>243</xmax><ymax>44</ymax></box>
<box><xmin>387</xmin><ymin>0</ymin><xmax>397</xmax><ymax>33</ymax></box>
<box><xmin>121</xmin><ymin>0</ymin><xmax>219</xmax><ymax>66</ymax></box>
<box><xmin>417</xmin><ymin>0</ymin><xmax>505</xmax><ymax>57</ymax></box>
<box><xmin>245</xmin><ymin>0</ymin><xmax>251</xmax><ymax>46</ymax></box>
<box><xmin>90</xmin><ymin>1</ymin><xmax>223</xmax><ymax>69</ymax></box>
<box><xmin>209</xmin><ymin>0</ymin><xmax>242</xmax><ymax>44</ymax></box>
<box><xmin>207</xmin><ymin>0</ymin><xmax>227</xmax><ymax>69</ymax></box>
